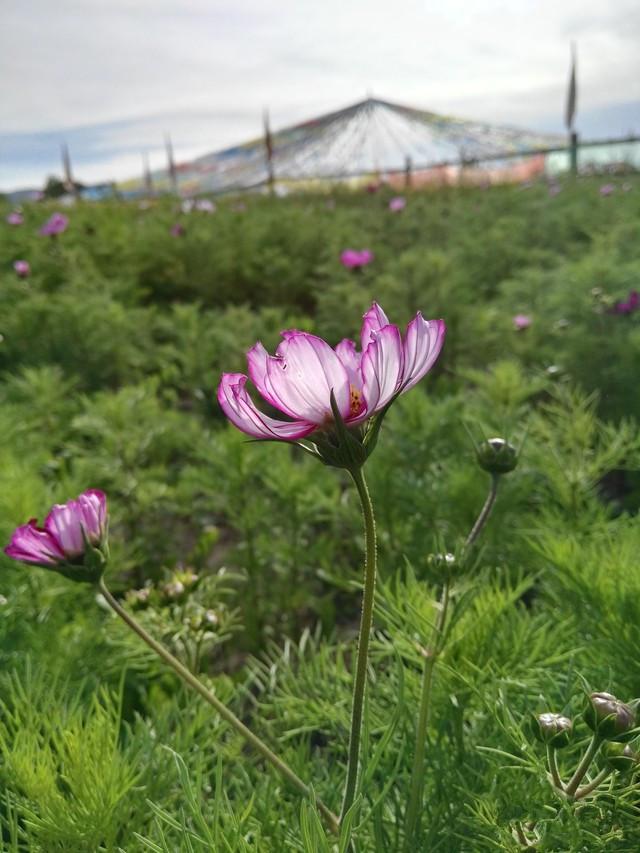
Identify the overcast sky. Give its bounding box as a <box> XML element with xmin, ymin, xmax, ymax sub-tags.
<box><xmin>1</xmin><ymin>0</ymin><xmax>639</xmax><ymax>190</ymax></box>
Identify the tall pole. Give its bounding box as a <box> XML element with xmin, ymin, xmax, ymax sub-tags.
<box><xmin>143</xmin><ymin>152</ymin><xmax>154</xmax><ymax>198</ymax></box>
<box><xmin>565</xmin><ymin>42</ymin><xmax>578</xmax><ymax>177</ymax></box>
<box><xmin>61</xmin><ymin>142</ymin><xmax>79</xmax><ymax>199</ymax></box>
<box><xmin>263</xmin><ymin>109</ymin><xmax>275</xmax><ymax>195</ymax></box>
<box><xmin>165</xmin><ymin>134</ymin><xmax>178</xmax><ymax>195</ymax></box>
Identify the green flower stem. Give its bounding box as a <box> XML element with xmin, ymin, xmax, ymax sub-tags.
<box><xmin>340</xmin><ymin>466</ymin><xmax>378</xmax><ymax>822</ymax></box>
<box><xmin>465</xmin><ymin>473</ymin><xmax>500</xmax><ymax>548</ymax></box>
<box><xmin>547</xmin><ymin>745</ymin><xmax>565</xmax><ymax>791</ymax></box>
<box><xmin>403</xmin><ymin>579</ymin><xmax>451</xmax><ymax>849</ymax></box>
<box><xmin>98</xmin><ymin>577</ymin><xmax>340</xmax><ymax>835</ymax></box>
<box><xmin>574</xmin><ymin>766</ymin><xmax>612</xmax><ymax>799</ymax></box>
<box><xmin>404</xmin><ymin>472</ymin><xmax>500</xmax><ymax>848</ymax></box>
<box><xmin>564</xmin><ymin>734</ymin><xmax>603</xmax><ymax>798</ymax></box>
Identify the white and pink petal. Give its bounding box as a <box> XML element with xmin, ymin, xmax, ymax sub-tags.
<box><xmin>360</xmin><ymin>303</ymin><xmax>390</xmax><ymax>351</ymax></box>
<box><xmin>267</xmin><ymin>333</ymin><xmax>350</xmax><ymax>423</ymax></box>
<box><xmin>360</xmin><ymin>324</ymin><xmax>404</xmax><ymax>417</ymax></box>
<box><xmin>401</xmin><ymin>315</ymin><xmax>446</xmax><ymax>392</ymax></box>
<box><xmin>217</xmin><ymin>373</ymin><xmax>315</xmax><ymax>440</ymax></box>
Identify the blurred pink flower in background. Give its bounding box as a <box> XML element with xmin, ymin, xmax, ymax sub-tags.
<box><xmin>613</xmin><ymin>290</ymin><xmax>639</xmax><ymax>315</ymax></box>
<box><xmin>13</xmin><ymin>260</ymin><xmax>30</xmax><ymax>278</ymax></box>
<box><xmin>218</xmin><ymin>302</ymin><xmax>445</xmax><ymax>441</ymax></box>
<box><xmin>513</xmin><ymin>314</ymin><xmax>532</xmax><ymax>330</ymax></box>
<box><xmin>195</xmin><ymin>199</ymin><xmax>216</xmax><ymax>213</ymax></box>
<box><xmin>340</xmin><ymin>249</ymin><xmax>374</xmax><ymax>269</ymax></box>
<box><xmin>7</xmin><ymin>211</ymin><xmax>23</xmax><ymax>226</ymax></box>
<box><xmin>389</xmin><ymin>196</ymin><xmax>406</xmax><ymax>212</ymax></box>
<box><xmin>5</xmin><ymin>490</ymin><xmax>107</xmax><ymax>568</ymax></box>
<box><xmin>40</xmin><ymin>212</ymin><xmax>69</xmax><ymax>236</ymax></box>
<box><xmin>170</xmin><ymin>223</ymin><xmax>185</xmax><ymax>237</ymax></box>
<box><xmin>599</xmin><ymin>184</ymin><xmax>615</xmax><ymax>196</ymax></box>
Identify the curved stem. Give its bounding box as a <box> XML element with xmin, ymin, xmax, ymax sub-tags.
<box><xmin>340</xmin><ymin>467</ymin><xmax>378</xmax><ymax>821</ymax></box>
<box><xmin>574</xmin><ymin>766</ymin><xmax>611</xmax><ymax>799</ymax></box>
<box><xmin>547</xmin><ymin>745</ymin><xmax>565</xmax><ymax>791</ymax></box>
<box><xmin>403</xmin><ymin>580</ymin><xmax>450</xmax><ymax>849</ymax></box>
<box><xmin>98</xmin><ymin>577</ymin><xmax>339</xmax><ymax>834</ymax></box>
<box><xmin>465</xmin><ymin>473</ymin><xmax>500</xmax><ymax>548</ymax></box>
<box><xmin>564</xmin><ymin>734</ymin><xmax>602</xmax><ymax>797</ymax></box>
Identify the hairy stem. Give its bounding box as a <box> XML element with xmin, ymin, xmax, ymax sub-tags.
<box><xmin>340</xmin><ymin>467</ymin><xmax>378</xmax><ymax>822</ymax></box>
<box><xmin>564</xmin><ymin>734</ymin><xmax>602</xmax><ymax>797</ymax></box>
<box><xmin>403</xmin><ymin>581</ymin><xmax>450</xmax><ymax>849</ymax></box>
<box><xmin>98</xmin><ymin>577</ymin><xmax>340</xmax><ymax>834</ymax></box>
<box><xmin>574</xmin><ymin>766</ymin><xmax>612</xmax><ymax>799</ymax></box>
<box><xmin>465</xmin><ymin>473</ymin><xmax>500</xmax><ymax>548</ymax></box>
<box><xmin>547</xmin><ymin>745</ymin><xmax>565</xmax><ymax>791</ymax></box>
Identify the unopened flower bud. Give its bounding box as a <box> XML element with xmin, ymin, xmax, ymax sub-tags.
<box><xmin>602</xmin><ymin>742</ymin><xmax>639</xmax><ymax>773</ymax></box>
<box><xmin>476</xmin><ymin>438</ymin><xmax>518</xmax><ymax>475</ymax></box>
<box><xmin>532</xmin><ymin>712</ymin><xmax>573</xmax><ymax>749</ymax></box>
<box><xmin>584</xmin><ymin>692</ymin><xmax>636</xmax><ymax>741</ymax></box>
<box><xmin>427</xmin><ymin>552</ymin><xmax>456</xmax><ymax>574</ymax></box>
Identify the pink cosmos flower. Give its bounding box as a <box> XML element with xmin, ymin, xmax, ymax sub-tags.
<box><xmin>340</xmin><ymin>249</ymin><xmax>374</xmax><ymax>269</ymax></box>
<box><xmin>7</xmin><ymin>211</ymin><xmax>23</xmax><ymax>226</ymax></box>
<box><xmin>40</xmin><ymin>212</ymin><xmax>69</xmax><ymax>236</ymax></box>
<box><xmin>217</xmin><ymin>303</ymin><xmax>445</xmax><ymax>442</ymax></box>
<box><xmin>5</xmin><ymin>489</ymin><xmax>107</xmax><ymax>568</ymax></box>
<box><xmin>13</xmin><ymin>260</ymin><xmax>30</xmax><ymax>278</ymax></box>
<box><xmin>600</xmin><ymin>183</ymin><xmax>615</xmax><ymax>197</ymax></box>
<box><xmin>513</xmin><ymin>314</ymin><xmax>532</xmax><ymax>330</ymax></box>
<box><xmin>389</xmin><ymin>196</ymin><xmax>406</xmax><ymax>212</ymax></box>
<box><xmin>170</xmin><ymin>223</ymin><xmax>185</xmax><ymax>237</ymax></box>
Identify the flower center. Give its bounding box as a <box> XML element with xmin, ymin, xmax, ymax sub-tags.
<box><xmin>349</xmin><ymin>385</ymin><xmax>365</xmax><ymax>417</ymax></box>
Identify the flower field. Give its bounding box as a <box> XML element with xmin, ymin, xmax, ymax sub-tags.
<box><xmin>1</xmin><ymin>177</ymin><xmax>640</xmax><ymax>851</ymax></box>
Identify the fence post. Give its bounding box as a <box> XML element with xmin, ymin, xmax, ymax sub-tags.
<box><xmin>404</xmin><ymin>155</ymin><xmax>412</xmax><ymax>189</ymax></box>
<box><xmin>569</xmin><ymin>131</ymin><xmax>579</xmax><ymax>177</ymax></box>
<box><xmin>264</xmin><ymin>109</ymin><xmax>275</xmax><ymax>195</ymax></box>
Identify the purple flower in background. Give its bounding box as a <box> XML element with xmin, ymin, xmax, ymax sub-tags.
<box><xmin>340</xmin><ymin>249</ymin><xmax>374</xmax><ymax>269</ymax></box>
<box><xmin>217</xmin><ymin>302</ymin><xmax>445</xmax><ymax>441</ymax></box>
<box><xmin>195</xmin><ymin>199</ymin><xmax>216</xmax><ymax>213</ymax></box>
<box><xmin>7</xmin><ymin>211</ymin><xmax>23</xmax><ymax>226</ymax></box>
<box><xmin>13</xmin><ymin>260</ymin><xmax>30</xmax><ymax>278</ymax></box>
<box><xmin>5</xmin><ymin>490</ymin><xmax>108</xmax><ymax>570</ymax></box>
<box><xmin>600</xmin><ymin>183</ymin><xmax>615</xmax><ymax>197</ymax></box>
<box><xmin>613</xmin><ymin>290</ymin><xmax>640</xmax><ymax>315</ymax></box>
<box><xmin>40</xmin><ymin>212</ymin><xmax>69</xmax><ymax>236</ymax></box>
<box><xmin>513</xmin><ymin>314</ymin><xmax>532</xmax><ymax>330</ymax></box>
<box><xmin>170</xmin><ymin>223</ymin><xmax>185</xmax><ymax>237</ymax></box>
<box><xmin>389</xmin><ymin>196</ymin><xmax>406</xmax><ymax>212</ymax></box>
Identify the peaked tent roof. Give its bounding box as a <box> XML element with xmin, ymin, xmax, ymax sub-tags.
<box><xmin>133</xmin><ymin>97</ymin><xmax>562</xmax><ymax>194</ymax></box>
